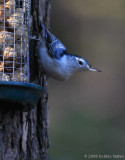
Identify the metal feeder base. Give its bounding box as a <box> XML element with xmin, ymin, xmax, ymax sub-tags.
<box><xmin>0</xmin><ymin>81</ymin><xmax>44</xmax><ymax>111</ymax></box>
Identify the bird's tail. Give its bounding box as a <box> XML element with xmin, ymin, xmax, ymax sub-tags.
<box><xmin>39</xmin><ymin>22</ymin><xmax>56</xmax><ymax>43</ymax></box>
<box><xmin>39</xmin><ymin>22</ymin><xmax>47</xmax><ymax>39</ymax></box>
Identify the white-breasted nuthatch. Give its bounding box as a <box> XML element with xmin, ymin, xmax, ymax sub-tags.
<box><xmin>37</xmin><ymin>23</ymin><xmax>101</xmax><ymax>81</ymax></box>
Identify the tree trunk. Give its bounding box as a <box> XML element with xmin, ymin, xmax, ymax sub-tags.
<box><xmin>0</xmin><ymin>0</ymin><xmax>50</xmax><ymax>159</ymax></box>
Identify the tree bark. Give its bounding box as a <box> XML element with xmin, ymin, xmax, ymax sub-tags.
<box><xmin>0</xmin><ymin>0</ymin><xmax>50</xmax><ymax>159</ymax></box>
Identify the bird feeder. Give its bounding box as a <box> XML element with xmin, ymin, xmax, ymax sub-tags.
<box><xmin>0</xmin><ymin>0</ymin><xmax>43</xmax><ymax>110</ymax></box>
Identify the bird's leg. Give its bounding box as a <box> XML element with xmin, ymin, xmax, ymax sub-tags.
<box><xmin>29</xmin><ymin>36</ymin><xmax>40</xmax><ymax>41</ymax></box>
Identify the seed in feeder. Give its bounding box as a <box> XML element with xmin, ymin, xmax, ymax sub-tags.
<box><xmin>15</xmin><ymin>26</ymin><xmax>27</xmax><ymax>39</ymax></box>
<box><xmin>0</xmin><ymin>45</ymin><xmax>2</xmax><ymax>54</ymax></box>
<box><xmin>7</xmin><ymin>12</ymin><xmax>23</xmax><ymax>28</ymax></box>
<box><xmin>4</xmin><ymin>46</ymin><xmax>17</xmax><ymax>59</ymax></box>
<box><xmin>15</xmin><ymin>39</ymin><xmax>28</xmax><ymax>58</ymax></box>
<box><xmin>12</xmin><ymin>71</ymin><xmax>27</xmax><ymax>82</ymax></box>
<box><xmin>15</xmin><ymin>44</ymin><xmax>25</xmax><ymax>57</ymax></box>
<box><xmin>16</xmin><ymin>35</ymin><xmax>28</xmax><ymax>57</ymax></box>
<box><xmin>0</xmin><ymin>48</ymin><xmax>3</xmax><ymax>60</ymax></box>
<box><xmin>4</xmin><ymin>61</ymin><xmax>15</xmax><ymax>73</ymax></box>
<box><xmin>0</xmin><ymin>5</ymin><xmax>4</xmax><ymax>20</ymax></box>
<box><xmin>0</xmin><ymin>5</ymin><xmax>10</xmax><ymax>21</ymax></box>
<box><xmin>1</xmin><ymin>73</ymin><xmax>10</xmax><ymax>81</ymax></box>
<box><xmin>0</xmin><ymin>0</ymin><xmax>9</xmax><ymax>4</ymax></box>
<box><xmin>20</xmin><ymin>72</ymin><xmax>27</xmax><ymax>81</ymax></box>
<box><xmin>16</xmin><ymin>8</ymin><xmax>23</xmax><ymax>13</ymax></box>
<box><xmin>0</xmin><ymin>61</ymin><xmax>3</xmax><ymax>71</ymax></box>
<box><xmin>0</xmin><ymin>22</ymin><xmax>4</xmax><ymax>31</ymax></box>
<box><xmin>0</xmin><ymin>31</ymin><xmax>14</xmax><ymax>47</ymax></box>
<box><xmin>5</xmin><ymin>0</ymin><xmax>15</xmax><ymax>10</ymax></box>
<box><xmin>15</xmin><ymin>57</ymin><xmax>25</xmax><ymax>69</ymax></box>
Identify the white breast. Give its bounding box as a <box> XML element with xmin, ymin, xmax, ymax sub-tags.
<box><xmin>38</xmin><ymin>45</ymin><xmax>72</xmax><ymax>81</ymax></box>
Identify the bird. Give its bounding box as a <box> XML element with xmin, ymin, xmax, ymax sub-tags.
<box><xmin>36</xmin><ymin>23</ymin><xmax>101</xmax><ymax>81</ymax></box>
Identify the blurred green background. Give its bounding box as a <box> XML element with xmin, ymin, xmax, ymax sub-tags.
<box><xmin>48</xmin><ymin>0</ymin><xmax>125</xmax><ymax>159</ymax></box>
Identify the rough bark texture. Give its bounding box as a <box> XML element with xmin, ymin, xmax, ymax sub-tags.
<box><xmin>0</xmin><ymin>0</ymin><xmax>50</xmax><ymax>159</ymax></box>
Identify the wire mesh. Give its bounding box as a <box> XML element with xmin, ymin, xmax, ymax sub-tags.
<box><xmin>0</xmin><ymin>0</ymin><xmax>30</xmax><ymax>82</ymax></box>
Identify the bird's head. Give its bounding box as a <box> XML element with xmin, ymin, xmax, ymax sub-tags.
<box><xmin>72</xmin><ymin>56</ymin><xmax>101</xmax><ymax>72</ymax></box>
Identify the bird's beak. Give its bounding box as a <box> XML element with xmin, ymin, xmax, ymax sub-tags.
<box><xmin>88</xmin><ymin>66</ymin><xmax>101</xmax><ymax>72</ymax></box>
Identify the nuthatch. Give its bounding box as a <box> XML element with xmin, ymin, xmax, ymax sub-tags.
<box><xmin>37</xmin><ymin>23</ymin><xmax>101</xmax><ymax>81</ymax></box>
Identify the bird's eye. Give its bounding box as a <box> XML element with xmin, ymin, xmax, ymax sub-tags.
<box><xmin>78</xmin><ymin>60</ymin><xmax>83</xmax><ymax>65</ymax></box>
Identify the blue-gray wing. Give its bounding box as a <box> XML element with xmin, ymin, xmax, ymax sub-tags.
<box><xmin>48</xmin><ymin>39</ymin><xmax>67</xmax><ymax>59</ymax></box>
<box><xmin>40</xmin><ymin>23</ymin><xmax>67</xmax><ymax>59</ymax></box>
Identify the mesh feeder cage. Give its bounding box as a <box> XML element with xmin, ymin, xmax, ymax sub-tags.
<box><xmin>0</xmin><ymin>0</ymin><xmax>43</xmax><ymax>110</ymax></box>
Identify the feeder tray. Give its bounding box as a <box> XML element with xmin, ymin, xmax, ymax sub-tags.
<box><xmin>0</xmin><ymin>81</ymin><xmax>44</xmax><ymax>111</ymax></box>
